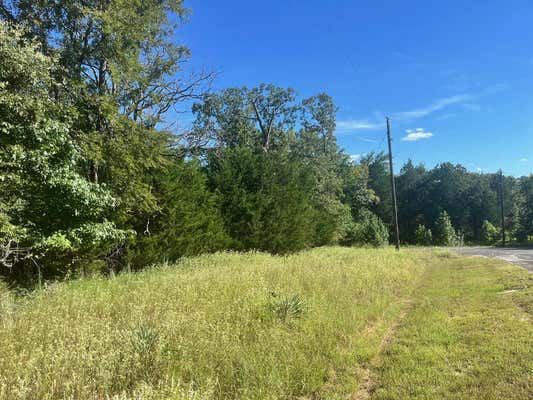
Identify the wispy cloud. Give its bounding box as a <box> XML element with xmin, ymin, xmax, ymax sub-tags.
<box><xmin>356</xmin><ymin>136</ymin><xmax>379</xmax><ymax>143</ymax></box>
<box><xmin>520</xmin><ymin>158</ymin><xmax>529</xmax><ymax>163</ymax></box>
<box><xmin>336</xmin><ymin>89</ymin><xmax>493</xmax><ymax>134</ymax></box>
<box><xmin>393</xmin><ymin>95</ymin><xmax>473</xmax><ymax>121</ymax></box>
<box><xmin>336</xmin><ymin>119</ymin><xmax>385</xmax><ymax>131</ymax></box>
<box><xmin>402</xmin><ymin>128</ymin><xmax>434</xmax><ymax>142</ymax></box>
<box><xmin>350</xmin><ymin>154</ymin><xmax>363</xmax><ymax>162</ymax></box>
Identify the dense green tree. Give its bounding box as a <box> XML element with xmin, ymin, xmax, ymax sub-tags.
<box><xmin>192</xmin><ymin>85</ymin><xmax>378</xmax><ymax>248</ymax></box>
<box><xmin>414</xmin><ymin>225</ymin><xmax>433</xmax><ymax>246</ymax></box>
<box><xmin>512</xmin><ymin>176</ymin><xmax>533</xmax><ymax>243</ymax></box>
<box><xmin>128</xmin><ymin>160</ymin><xmax>229</xmax><ymax>267</ymax></box>
<box><xmin>433</xmin><ymin>211</ymin><xmax>457</xmax><ymax>246</ymax></box>
<box><xmin>0</xmin><ymin>22</ymin><xmax>126</xmax><ymax>278</ymax></box>
<box><xmin>394</xmin><ymin>161</ymin><xmax>508</xmax><ymax>244</ymax></box>
<box><xmin>397</xmin><ymin>160</ymin><xmax>428</xmax><ymax>242</ymax></box>
<box><xmin>481</xmin><ymin>220</ymin><xmax>499</xmax><ymax>245</ymax></box>
<box><xmin>207</xmin><ymin>147</ymin><xmax>315</xmax><ymax>254</ymax></box>
<box><xmin>361</xmin><ymin>152</ymin><xmax>392</xmax><ymax>226</ymax></box>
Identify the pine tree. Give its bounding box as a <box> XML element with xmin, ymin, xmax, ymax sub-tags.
<box><xmin>433</xmin><ymin>211</ymin><xmax>457</xmax><ymax>246</ymax></box>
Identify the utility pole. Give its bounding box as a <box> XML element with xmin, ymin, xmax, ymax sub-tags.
<box><xmin>386</xmin><ymin>117</ymin><xmax>401</xmax><ymax>251</ymax></box>
<box><xmin>499</xmin><ymin>169</ymin><xmax>506</xmax><ymax>247</ymax></box>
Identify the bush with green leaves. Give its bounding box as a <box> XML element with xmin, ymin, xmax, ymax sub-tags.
<box><xmin>414</xmin><ymin>224</ymin><xmax>433</xmax><ymax>246</ymax></box>
<box><xmin>128</xmin><ymin>160</ymin><xmax>230</xmax><ymax>267</ymax></box>
<box><xmin>342</xmin><ymin>209</ymin><xmax>389</xmax><ymax>247</ymax></box>
<box><xmin>0</xmin><ymin>22</ymin><xmax>126</xmax><ymax>278</ymax></box>
<box><xmin>433</xmin><ymin>211</ymin><xmax>457</xmax><ymax>246</ymax></box>
<box><xmin>268</xmin><ymin>293</ymin><xmax>305</xmax><ymax>323</ymax></box>
<box><xmin>481</xmin><ymin>220</ymin><xmax>499</xmax><ymax>245</ymax></box>
<box><xmin>208</xmin><ymin>147</ymin><xmax>316</xmax><ymax>254</ymax></box>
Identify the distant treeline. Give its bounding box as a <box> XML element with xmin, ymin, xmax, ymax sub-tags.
<box><xmin>1</xmin><ymin>2</ymin><xmax>532</xmax><ymax>283</ymax></box>
<box><xmin>364</xmin><ymin>154</ymin><xmax>533</xmax><ymax>246</ymax></box>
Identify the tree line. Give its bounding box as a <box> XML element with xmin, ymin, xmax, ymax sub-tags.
<box><xmin>0</xmin><ymin>0</ymin><xmax>388</xmax><ymax>283</ymax></box>
<box><xmin>1</xmin><ymin>1</ymin><xmax>532</xmax><ymax>284</ymax></box>
<box><xmin>363</xmin><ymin>154</ymin><xmax>533</xmax><ymax>246</ymax></box>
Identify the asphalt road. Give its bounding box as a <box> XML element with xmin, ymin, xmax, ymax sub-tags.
<box><xmin>454</xmin><ymin>247</ymin><xmax>533</xmax><ymax>272</ymax></box>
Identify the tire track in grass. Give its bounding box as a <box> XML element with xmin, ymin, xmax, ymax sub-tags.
<box><xmin>352</xmin><ymin>259</ymin><xmax>434</xmax><ymax>400</ymax></box>
<box><xmin>352</xmin><ymin>299</ymin><xmax>415</xmax><ymax>400</ymax></box>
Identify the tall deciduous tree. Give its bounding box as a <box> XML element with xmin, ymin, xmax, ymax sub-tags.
<box><xmin>0</xmin><ymin>22</ymin><xmax>126</xmax><ymax>277</ymax></box>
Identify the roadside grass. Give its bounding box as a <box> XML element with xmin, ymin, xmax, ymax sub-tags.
<box><xmin>0</xmin><ymin>279</ymin><xmax>12</xmax><ymax>321</ymax></box>
<box><xmin>373</xmin><ymin>254</ymin><xmax>533</xmax><ymax>400</ymax></box>
<box><xmin>0</xmin><ymin>248</ymin><xmax>531</xmax><ymax>400</ymax></box>
<box><xmin>0</xmin><ymin>248</ymin><xmax>425</xmax><ymax>400</ymax></box>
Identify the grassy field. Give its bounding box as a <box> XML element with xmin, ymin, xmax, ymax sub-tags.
<box><xmin>0</xmin><ymin>248</ymin><xmax>531</xmax><ymax>399</ymax></box>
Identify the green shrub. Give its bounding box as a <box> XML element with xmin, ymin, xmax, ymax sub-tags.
<box><xmin>481</xmin><ymin>220</ymin><xmax>499</xmax><ymax>245</ymax></box>
<box><xmin>268</xmin><ymin>293</ymin><xmax>305</xmax><ymax>323</ymax></box>
<box><xmin>207</xmin><ymin>148</ymin><xmax>315</xmax><ymax>254</ymax></box>
<box><xmin>128</xmin><ymin>160</ymin><xmax>230</xmax><ymax>267</ymax></box>
<box><xmin>342</xmin><ymin>209</ymin><xmax>389</xmax><ymax>247</ymax></box>
<box><xmin>414</xmin><ymin>224</ymin><xmax>433</xmax><ymax>246</ymax></box>
<box><xmin>433</xmin><ymin>211</ymin><xmax>457</xmax><ymax>246</ymax></box>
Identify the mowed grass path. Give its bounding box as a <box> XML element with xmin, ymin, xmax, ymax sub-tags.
<box><xmin>373</xmin><ymin>253</ymin><xmax>532</xmax><ymax>400</ymax></box>
<box><xmin>0</xmin><ymin>248</ymin><xmax>531</xmax><ymax>399</ymax></box>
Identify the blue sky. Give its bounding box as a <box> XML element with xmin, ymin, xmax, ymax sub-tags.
<box><xmin>177</xmin><ymin>0</ymin><xmax>533</xmax><ymax>176</ymax></box>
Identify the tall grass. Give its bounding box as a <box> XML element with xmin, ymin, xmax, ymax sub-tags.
<box><xmin>0</xmin><ymin>279</ymin><xmax>12</xmax><ymax>323</ymax></box>
<box><xmin>0</xmin><ymin>248</ymin><xmax>426</xmax><ymax>399</ymax></box>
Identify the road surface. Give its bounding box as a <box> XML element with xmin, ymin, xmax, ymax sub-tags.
<box><xmin>454</xmin><ymin>247</ymin><xmax>533</xmax><ymax>272</ymax></box>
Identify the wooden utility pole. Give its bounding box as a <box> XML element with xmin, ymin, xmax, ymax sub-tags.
<box><xmin>386</xmin><ymin>117</ymin><xmax>401</xmax><ymax>251</ymax></box>
<box><xmin>499</xmin><ymin>169</ymin><xmax>506</xmax><ymax>247</ymax></box>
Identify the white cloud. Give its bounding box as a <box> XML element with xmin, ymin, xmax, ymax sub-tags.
<box><xmin>520</xmin><ymin>158</ymin><xmax>529</xmax><ymax>163</ymax></box>
<box><xmin>350</xmin><ymin>154</ymin><xmax>363</xmax><ymax>162</ymax></box>
<box><xmin>393</xmin><ymin>94</ymin><xmax>473</xmax><ymax>121</ymax></box>
<box><xmin>356</xmin><ymin>136</ymin><xmax>379</xmax><ymax>143</ymax></box>
<box><xmin>402</xmin><ymin>129</ymin><xmax>434</xmax><ymax>142</ymax></box>
<box><xmin>337</xmin><ymin>91</ymin><xmax>483</xmax><ymax>135</ymax></box>
<box><xmin>336</xmin><ymin>119</ymin><xmax>385</xmax><ymax>131</ymax></box>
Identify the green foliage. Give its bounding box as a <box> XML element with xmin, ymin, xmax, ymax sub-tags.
<box><xmin>208</xmin><ymin>147</ymin><xmax>315</xmax><ymax>254</ymax></box>
<box><xmin>268</xmin><ymin>293</ymin><xmax>305</xmax><ymax>323</ymax></box>
<box><xmin>361</xmin><ymin>152</ymin><xmax>392</xmax><ymax>226</ymax></box>
<box><xmin>396</xmin><ymin>161</ymin><xmax>505</xmax><ymax>244</ymax></box>
<box><xmin>433</xmin><ymin>211</ymin><xmax>457</xmax><ymax>246</ymax></box>
<box><xmin>481</xmin><ymin>220</ymin><xmax>499</xmax><ymax>245</ymax></box>
<box><xmin>512</xmin><ymin>176</ymin><xmax>533</xmax><ymax>243</ymax></box>
<box><xmin>128</xmin><ymin>160</ymin><xmax>230</xmax><ymax>266</ymax></box>
<box><xmin>342</xmin><ymin>209</ymin><xmax>389</xmax><ymax>247</ymax></box>
<box><xmin>414</xmin><ymin>224</ymin><xmax>433</xmax><ymax>246</ymax></box>
<box><xmin>0</xmin><ymin>22</ymin><xmax>125</xmax><ymax>276</ymax></box>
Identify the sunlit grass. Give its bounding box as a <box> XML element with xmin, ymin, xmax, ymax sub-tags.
<box><xmin>0</xmin><ymin>248</ymin><xmax>531</xmax><ymax>399</ymax></box>
<box><xmin>374</xmin><ymin>254</ymin><xmax>532</xmax><ymax>400</ymax></box>
<box><xmin>0</xmin><ymin>248</ymin><xmax>425</xmax><ymax>399</ymax></box>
